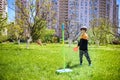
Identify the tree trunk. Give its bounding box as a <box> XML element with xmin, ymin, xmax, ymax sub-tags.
<box><xmin>68</xmin><ymin>38</ymin><xmax>72</xmax><ymax>47</ymax></box>
<box><xmin>18</xmin><ymin>39</ymin><xmax>20</xmax><ymax>46</ymax></box>
<box><xmin>26</xmin><ymin>39</ymin><xmax>29</xmax><ymax>49</ymax></box>
<box><xmin>95</xmin><ymin>40</ymin><xmax>99</xmax><ymax>47</ymax></box>
<box><xmin>26</xmin><ymin>36</ymin><xmax>32</xmax><ymax>49</ymax></box>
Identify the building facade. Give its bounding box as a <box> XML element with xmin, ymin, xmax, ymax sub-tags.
<box><xmin>0</xmin><ymin>0</ymin><xmax>7</xmax><ymax>18</ymax></box>
<box><xmin>0</xmin><ymin>0</ymin><xmax>8</xmax><ymax>36</ymax></box>
<box><xmin>51</xmin><ymin>0</ymin><xmax>59</xmax><ymax>36</ymax></box>
<box><xmin>57</xmin><ymin>0</ymin><xmax>119</xmax><ymax>39</ymax></box>
<box><xmin>58</xmin><ymin>0</ymin><xmax>68</xmax><ymax>38</ymax></box>
<box><xmin>36</xmin><ymin>0</ymin><xmax>59</xmax><ymax>37</ymax></box>
<box><xmin>14</xmin><ymin>0</ymin><xmax>119</xmax><ymax>39</ymax></box>
<box><xmin>118</xmin><ymin>19</ymin><xmax>120</xmax><ymax>34</ymax></box>
<box><xmin>58</xmin><ymin>0</ymin><xmax>80</xmax><ymax>39</ymax></box>
<box><xmin>79</xmin><ymin>0</ymin><xmax>90</xmax><ymax>27</ymax></box>
<box><xmin>68</xmin><ymin>0</ymin><xmax>80</xmax><ymax>39</ymax></box>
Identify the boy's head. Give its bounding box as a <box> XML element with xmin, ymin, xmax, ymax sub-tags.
<box><xmin>80</xmin><ymin>26</ymin><xmax>87</xmax><ymax>33</ymax></box>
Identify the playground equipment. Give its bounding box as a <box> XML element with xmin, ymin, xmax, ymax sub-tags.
<box><xmin>56</xmin><ymin>23</ymin><xmax>72</xmax><ymax>73</ymax></box>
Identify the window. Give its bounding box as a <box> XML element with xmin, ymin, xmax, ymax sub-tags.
<box><xmin>81</xmin><ymin>7</ymin><xmax>83</xmax><ymax>9</ymax></box>
<box><xmin>76</xmin><ymin>2</ymin><xmax>79</xmax><ymax>6</ymax></box>
<box><xmin>89</xmin><ymin>1</ymin><xmax>92</xmax><ymax>6</ymax></box>
<box><xmin>81</xmin><ymin>2</ymin><xmax>83</xmax><ymax>6</ymax></box>
<box><xmin>85</xmin><ymin>10</ymin><xmax>87</xmax><ymax>15</ymax></box>
<box><xmin>76</xmin><ymin>11</ymin><xmax>79</xmax><ymax>15</ymax></box>
<box><xmin>80</xmin><ymin>13</ymin><xmax>83</xmax><ymax>17</ymax></box>
<box><xmin>85</xmin><ymin>2</ymin><xmax>87</xmax><ymax>6</ymax></box>
<box><xmin>85</xmin><ymin>18</ymin><xmax>87</xmax><ymax>23</ymax></box>
<box><xmin>95</xmin><ymin>8</ymin><xmax>97</xmax><ymax>11</ymax></box>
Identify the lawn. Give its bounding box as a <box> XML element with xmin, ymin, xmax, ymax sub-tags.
<box><xmin>0</xmin><ymin>43</ymin><xmax>120</xmax><ymax>80</ymax></box>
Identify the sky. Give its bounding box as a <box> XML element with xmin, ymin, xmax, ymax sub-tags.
<box><xmin>117</xmin><ymin>0</ymin><xmax>120</xmax><ymax>19</ymax></box>
<box><xmin>8</xmin><ymin>0</ymin><xmax>15</xmax><ymax>22</ymax></box>
<box><xmin>8</xmin><ymin>0</ymin><xmax>120</xmax><ymax>23</ymax></box>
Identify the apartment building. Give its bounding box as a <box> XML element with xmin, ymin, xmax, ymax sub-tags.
<box><xmin>0</xmin><ymin>0</ymin><xmax>7</xmax><ymax>18</ymax></box>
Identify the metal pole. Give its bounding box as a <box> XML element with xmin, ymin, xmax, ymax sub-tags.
<box><xmin>62</xmin><ymin>23</ymin><xmax>65</xmax><ymax>45</ymax></box>
<box><xmin>62</xmin><ymin>23</ymin><xmax>65</xmax><ymax>69</ymax></box>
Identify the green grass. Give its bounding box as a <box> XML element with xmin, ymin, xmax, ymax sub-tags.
<box><xmin>0</xmin><ymin>43</ymin><xmax>120</xmax><ymax>80</ymax></box>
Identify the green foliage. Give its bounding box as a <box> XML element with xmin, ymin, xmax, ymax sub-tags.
<box><xmin>0</xmin><ymin>44</ymin><xmax>120</xmax><ymax>80</ymax></box>
<box><xmin>7</xmin><ymin>23</ymin><xmax>23</xmax><ymax>41</ymax></box>
<box><xmin>15</xmin><ymin>0</ymin><xmax>56</xmax><ymax>42</ymax></box>
<box><xmin>87</xmin><ymin>28</ymin><xmax>95</xmax><ymax>44</ymax></box>
<box><xmin>0</xmin><ymin>14</ymin><xmax>8</xmax><ymax>42</ymax></box>
<box><xmin>31</xmin><ymin>18</ymin><xmax>47</xmax><ymax>41</ymax></box>
<box><xmin>0</xmin><ymin>14</ymin><xmax>8</xmax><ymax>31</ymax></box>
<box><xmin>40</xmin><ymin>29</ymin><xmax>55</xmax><ymax>43</ymax></box>
<box><xmin>89</xmin><ymin>18</ymin><xmax>114</xmax><ymax>45</ymax></box>
<box><xmin>0</xmin><ymin>35</ymin><xmax>7</xmax><ymax>42</ymax></box>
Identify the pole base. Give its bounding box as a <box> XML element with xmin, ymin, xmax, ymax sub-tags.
<box><xmin>56</xmin><ymin>68</ymin><xmax>72</xmax><ymax>73</ymax></box>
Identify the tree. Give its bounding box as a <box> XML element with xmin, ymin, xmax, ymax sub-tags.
<box><xmin>15</xmin><ymin>0</ymin><xmax>56</xmax><ymax>48</ymax></box>
<box><xmin>0</xmin><ymin>14</ymin><xmax>8</xmax><ymax>32</ymax></box>
<box><xmin>15</xmin><ymin>0</ymin><xmax>56</xmax><ymax>39</ymax></box>
<box><xmin>0</xmin><ymin>14</ymin><xmax>8</xmax><ymax>42</ymax></box>
<box><xmin>7</xmin><ymin>22</ymin><xmax>23</xmax><ymax>45</ymax></box>
<box><xmin>41</xmin><ymin>29</ymin><xmax>55</xmax><ymax>43</ymax></box>
<box><xmin>89</xmin><ymin>0</ymin><xmax>120</xmax><ymax>45</ymax></box>
<box><xmin>89</xmin><ymin>18</ymin><xmax>115</xmax><ymax>45</ymax></box>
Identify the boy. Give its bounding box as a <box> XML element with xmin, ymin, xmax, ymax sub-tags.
<box><xmin>77</xmin><ymin>26</ymin><xmax>92</xmax><ymax>66</ymax></box>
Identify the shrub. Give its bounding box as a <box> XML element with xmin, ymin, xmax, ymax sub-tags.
<box><xmin>0</xmin><ymin>35</ymin><xmax>8</xmax><ymax>43</ymax></box>
<box><xmin>41</xmin><ymin>29</ymin><xmax>55</xmax><ymax>43</ymax></box>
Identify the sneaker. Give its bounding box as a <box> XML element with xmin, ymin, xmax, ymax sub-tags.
<box><xmin>89</xmin><ymin>64</ymin><xmax>92</xmax><ymax>66</ymax></box>
<box><xmin>80</xmin><ymin>63</ymin><xmax>82</xmax><ymax>66</ymax></box>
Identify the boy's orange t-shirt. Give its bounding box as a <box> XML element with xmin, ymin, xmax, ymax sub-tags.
<box><xmin>80</xmin><ymin>33</ymin><xmax>88</xmax><ymax>40</ymax></box>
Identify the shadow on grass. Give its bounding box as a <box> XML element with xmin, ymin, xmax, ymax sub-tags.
<box><xmin>68</xmin><ymin>64</ymin><xmax>80</xmax><ymax>69</ymax></box>
<box><xmin>58</xmin><ymin>64</ymin><xmax>80</xmax><ymax>70</ymax></box>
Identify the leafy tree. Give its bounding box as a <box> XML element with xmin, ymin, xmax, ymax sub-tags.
<box><xmin>15</xmin><ymin>0</ymin><xmax>56</xmax><ymax>41</ymax></box>
<box><xmin>0</xmin><ymin>14</ymin><xmax>8</xmax><ymax>33</ymax></box>
<box><xmin>41</xmin><ymin>29</ymin><xmax>55</xmax><ymax>43</ymax></box>
<box><xmin>89</xmin><ymin>18</ymin><xmax>115</xmax><ymax>45</ymax></box>
<box><xmin>89</xmin><ymin>0</ymin><xmax>120</xmax><ymax>45</ymax></box>
<box><xmin>7</xmin><ymin>22</ymin><xmax>23</xmax><ymax>44</ymax></box>
<box><xmin>15</xmin><ymin>0</ymin><xmax>56</xmax><ymax>48</ymax></box>
<box><xmin>0</xmin><ymin>14</ymin><xmax>8</xmax><ymax>42</ymax></box>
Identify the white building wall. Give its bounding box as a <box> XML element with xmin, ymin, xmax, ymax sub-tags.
<box><xmin>109</xmin><ymin>0</ymin><xmax>114</xmax><ymax>23</ymax></box>
<box><xmin>79</xmin><ymin>0</ymin><xmax>90</xmax><ymax>27</ymax></box>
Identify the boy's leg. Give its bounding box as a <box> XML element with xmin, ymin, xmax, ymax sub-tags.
<box><xmin>84</xmin><ymin>50</ymin><xmax>91</xmax><ymax>65</ymax></box>
<box><xmin>79</xmin><ymin>50</ymin><xmax>84</xmax><ymax>65</ymax></box>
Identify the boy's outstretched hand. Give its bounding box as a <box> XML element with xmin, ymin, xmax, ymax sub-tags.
<box><xmin>73</xmin><ymin>46</ymin><xmax>79</xmax><ymax>52</ymax></box>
